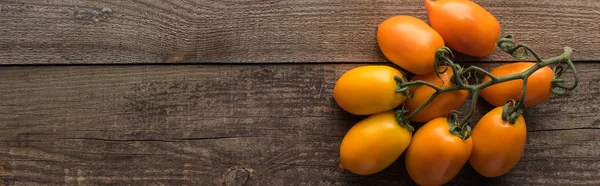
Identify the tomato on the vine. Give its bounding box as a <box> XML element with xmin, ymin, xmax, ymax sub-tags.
<box><xmin>480</xmin><ymin>62</ymin><xmax>554</xmax><ymax>107</ymax></box>
<box><xmin>425</xmin><ymin>0</ymin><xmax>501</xmax><ymax>57</ymax></box>
<box><xmin>469</xmin><ymin>106</ymin><xmax>527</xmax><ymax>177</ymax></box>
<box><xmin>339</xmin><ymin>111</ymin><xmax>413</xmax><ymax>175</ymax></box>
<box><xmin>377</xmin><ymin>15</ymin><xmax>445</xmax><ymax>75</ymax></box>
<box><xmin>405</xmin><ymin>117</ymin><xmax>472</xmax><ymax>185</ymax></box>
<box><xmin>405</xmin><ymin>66</ymin><xmax>469</xmax><ymax>123</ymax></box>
<box><xmin>333</xmin><ymin>65</ymin><xmax>407</xmax><ymax>115</ymax></box>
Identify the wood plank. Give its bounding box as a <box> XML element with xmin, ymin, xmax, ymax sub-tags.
<box><xmin>0</xmin><ymin>0</ymin><xmax>599</xmax><ymax>64</ymax></box>
<box><xmin>0</xmin><ymin>63</ymin><xmax>598</xmax><ymax>185</ymax></box>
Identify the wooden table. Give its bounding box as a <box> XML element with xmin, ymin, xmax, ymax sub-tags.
<box><xmin>1</xmin><ymin>1</ymin><xmax>599</xmax><ymax>185</ymax></box>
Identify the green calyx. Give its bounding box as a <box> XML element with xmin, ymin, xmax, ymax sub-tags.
<box><xmin>395</xmin><ymin>76</ymin><xmax>412</xmax><ymax>99</ymax></box>
<box><xmin>395</xmin><ymin>109</ymin><xmax>415</xmax><ymax>133</ymax></box>
<box><xmin>446</xmin><ymin>111</ymin><xmax>472</xmax><ymax>140</ymax></box>
<box><xmin>501</xmin><ymin>100</ymin><xmax>524</xmax><ymax>124</ymax></box>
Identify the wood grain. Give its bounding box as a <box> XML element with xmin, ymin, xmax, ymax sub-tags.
<box><xmin>0</xmin><ymin>63</ymin><xmax>598</xmax><ymax>185</ymax></box>
<box><xmin>0</xmin><ymin>0</ymin><xmax>599</xmax><ymax>64</ymax></box>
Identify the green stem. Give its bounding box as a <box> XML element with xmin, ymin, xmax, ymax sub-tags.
<box><xmin>397</xmin><ymin>79</ymin><xmax>462</xmax><ymax>121</ymax></box>
<box><xmin>406</xmin><ymin>91</ymin><xmax>439</xmax><ymax>120</ymax></box>
<box><xmin>396</xmin><ymin>36</ymin><xmax>579</xmax><ymax>139</ymax></box>
<box><xmin>551</xmin><ymin>50</ymin><xmax>579</xmax><ymax>95</ymax></box>
<box><xmin>497</xmin><ymin>35</ymin><xmax>543</xmax><ymax>62</ymax></box>
<box><xmin>473</xmin><ymin>49</ymin><xmax>572</xmax><ymax>91</ymax></box>
<box><xmin>437</xmin><ymin>53</ymin><xmax>468</xmax><ymax>87</ymax></box>
<box><xmin>462</xmin><ymin>66</ymin><xmax>499</xmax><ymax>81</ymax></box>
<box><xmin>500</xmin><ymin>76</ymin><xmax>527</xmax><ymax>124</ymax></box>
<box><xmin>515</xmin><ymin>77</ymin><xmax>528</xmax><ymax>109</ymax></box>
<box><xmin>400</xmin><ymin>80</ymin><xmax>444</xmax><ymax>92</ymax></box>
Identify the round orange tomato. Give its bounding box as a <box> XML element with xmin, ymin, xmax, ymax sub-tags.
<box><xmin>469</xmin><ymin>106</ymin><xmax>526</xmax><ymax>177</ymax></box>
<box><xmin>333</xmin><ymin>65</ymin><xmax>407</xmax><ymax>115</ymax></box>
<box><xmin>425</xmin><ymin>0</ymin><xmax>501</xmax><ymax>57</ymax></box>
<box><xmin>480</xmin><ymin>62</ymin><xmax>554</xmax><ymax>107</ymax></box>
<box><xmin>405</xmin><ymin>66</ymin><xmax>469</xmax><ymax>123</ymax></box>
<box><xmin>339</xmin><ymin>111</ymin><xmax>413</xmax><ymax>175</ymax></box>
<box><xmin>377</xmin><ymin>15</ymin><xmax>445</xmax><ymax>75</ymax></box>
<box><xmin>405</xmin><ymin>117</ymin><xmax>472</xmax><ymax>185</ymax></box>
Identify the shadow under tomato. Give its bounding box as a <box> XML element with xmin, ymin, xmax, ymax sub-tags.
<box><xmin>338</xmin><ymin>153</ymin><xmax>419</xmax><ymax>186</ymax></box>
<box><xmin>449</xmin><ymin>163</ymin><xmax>508</xmax><ymax>186</ymax></box>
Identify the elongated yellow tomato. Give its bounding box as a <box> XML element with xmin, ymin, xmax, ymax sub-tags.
<box><xmin>339</xmin><ymin>111</ymin><xmax>412</xmax><ymax>175</ymax></box>
<box><xmin>469</xmin><ymin>106</ymin><xmax>527</xmax><ymax>177</ymax></box>
<box><xmin>405</xmin><ymin>66</ymin><xmax>469</xmax><ymax>123</ymax></box>
<box><xmin>333</xmin><ymin>65</ymin><xmax>407</xmax><ymax>115</ymax></box>
<box><xmin>425</xmin><ymin>0</ymin><xmax>501</xmax><ymax>57</ymax></box>
<box><xmin>480</xmin><ymin>62</ymin><xmax>554</xmax><ymax>107</ymax></box>
<box><xmin>377</xmin><ymin>15</ymin><xmax>445</xmax><ymax>75</ymax></box>
<box><xmin>405</xmin><ymin>117</ymin><xmax>472</xmax><ymax>185</ymax></box>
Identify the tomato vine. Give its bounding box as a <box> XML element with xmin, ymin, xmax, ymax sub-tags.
<box><xmin>394</xmin><ymin>35</ymin><xmax>580</xmax><ymax>139</ymax></box>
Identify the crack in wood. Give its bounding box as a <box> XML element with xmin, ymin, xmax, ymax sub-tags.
<box><xmin>4</xmin><ymin>159</ymin><xmax>61</xmax><ymax>163</ymax></box>
<box><xmin>172</xmin><ymin>137</ymin><xmax>258</xmax><ymax>141</ymax></box>
<box><xmin>528</xmin><ymin>127</ymin><xmax>600</xmax><ymax>133</ymax></box>
<box><xmin>59</xmin><ymin>136</ymin><xmax>259</xmax><ymax>142</ymax></box>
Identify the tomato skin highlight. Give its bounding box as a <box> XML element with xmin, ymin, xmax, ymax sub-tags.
<box><xmin>339</xmin><ymin>111</ymin><xmax>413</xmax><ymax>175</ymax></box>
<box><xmin>333</xmin><ymin>65</ymin><xmax>407</xmax><ymax>115</ymax></box>
<box><xmin>405</xmin><ymin>66</ymin><xmax>469</xmax><ymax>123</ymax></box>
<box><xmin>425</xmin><ymin>0</ymin><xmax>501</xmax><ymax>57</ymax></box>
<box><xmin>377</xmin><ymin>15</ymin><xmax>445</xmax><ymax>75</ymax></box>
<box><xmin>405</xmin><ymin>117</ymin><xmax>472</xmax><ymax>185</ymax></box>
<box><xmin>469</xmin><ymin>106</ymin><xmax>527</xmax><ymax>177</ymax></box>
<box><xmin>480</xmin><ymin>62</ymin><xmax>554</xmax><ymax>107</ymax></box>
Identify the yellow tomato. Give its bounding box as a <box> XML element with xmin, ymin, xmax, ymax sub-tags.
<box><xmin>425</xmin><ymin>0</ymin><xmax>501</xmax><ymax>57</ymax></box>
<box><xmin>339</xmin><ymin>111</ymin><xmax>413</xmax><ymax>175</ymax></box>
<box><xmin>377</xmin><ymin>15</ymin><xmax>445</xmax><ymax>75</ymax></box>
<box><xmin>469</xmin><ymin>106</ymin><xmax>527</xmax><ymax>177</ymax></box>
<box><xmin>405</xmin><ymin>117</ymin><xmax>472</xmax><ymax>185</ymax></box>
<box><xmin>333</xmin><ymin>65</ymin><xmax>407</xmax><ymax>115</ymax></box>
<box><xmin>480</xmin><ymin>62</ymin><xmax>554</xmax><ymax>107</ymax></box>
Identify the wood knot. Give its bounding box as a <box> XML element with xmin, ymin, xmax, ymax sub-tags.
<box><xmin>221</xmin><ymin>167</ymin><xmax>253</xmax><ymax>186</ymax></box>
<box><xmin>73</xmin><ymin>7</ymin><xmax>113</xmax><ymax>23</ymax></box>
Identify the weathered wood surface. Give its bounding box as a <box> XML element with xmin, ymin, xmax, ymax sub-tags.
<box><xmin>0</xmin><ymin>63</ymin><xmax>598</xmax><ymax>185</ymax></box>
<box><xmin>0</xmin><ymin>0</ymin><xmax>599</xmax><ymax>64</ymax></box>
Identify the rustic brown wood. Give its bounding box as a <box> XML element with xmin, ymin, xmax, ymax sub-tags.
<box><xmin>0</xmin><ymin>63</ymin><xmax>598</xmax><ymax>185</ymax></box>
<box><xmin>0</xmin><ymin>0</ymin><xmax>599</xmax><ymax>64</ymax></box>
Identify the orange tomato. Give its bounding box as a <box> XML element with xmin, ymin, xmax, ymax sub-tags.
<box><xmin>339</xmin><ymin>111</ymin><xmax>413</xmax><ymax>175</ymax></box>
<box><xmin>333</xmin><ymin>65</ymin><xmax>407</xmax><ymax>115</ymax></box>
<box><xmin>469</xmin><ymin>106</ymin><xmax>527</xmax><ymax>177</ymax></box>
<box><xmin>480</xmin><ymin>62</ymin><xmax>554</xmax><ymax>107</ymax></box>
<box><xmin>425</xmin><ymin>0</ymin><xmax>501</xmax><ymax>57</ymax></box>
<box><xmin>377</xmin><ymin>15</ymin><xmax>445</xmax><ymax>75</ymax></box>
<box><xmin>405</xmin><ymin>66</ymin><xmax>469</xmax><ymax>123</ymax></box>
<box><xmin>405</xmin><ymin>117</ymin><xmax>472</xmax><ymax>185</ymax></box>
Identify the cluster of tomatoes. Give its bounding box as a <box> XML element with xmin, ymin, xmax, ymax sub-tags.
<box><xmin>332</xmin><ymin>0</ymin><xmax>568</xmax><ymax>185</ymax></box>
